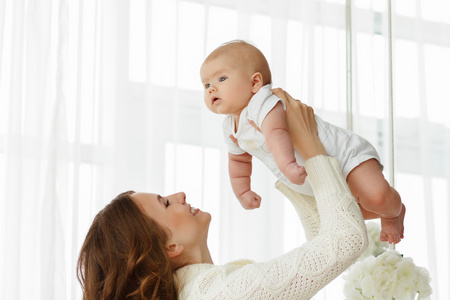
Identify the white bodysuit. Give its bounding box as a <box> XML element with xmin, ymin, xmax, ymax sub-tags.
<box><xmin>223</xmin><ymin>84</ymin><xmax>382</xmax><ymax>196</ymax></box>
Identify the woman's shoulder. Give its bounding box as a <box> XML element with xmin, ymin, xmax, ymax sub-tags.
<box><xmin>174</xmin><ymin>260</ymin><xmax>254</xmax><ymax>286</ymax></box>
<box><xmin>174</xmin><ymin>260</ymin><xmax>254</xmax><ymax>299</ymax></box>
<box><xmin>174</xmin><ymin>263</ymin><xmax>211</xmax><ymax>299</ymax></box>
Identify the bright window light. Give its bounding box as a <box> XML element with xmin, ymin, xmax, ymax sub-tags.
<box><xmin>150</xmin><ymin>0</ymin><xmax>177</xmax><ymax>87</ymax></box>
<box><xmin>205</xmin><ymin>7</ymin><xmax>238</xmax><ymax>55</ymax></box>
<box><xmin>177</xmin><ymin>1</ymin><xmax>205</xmax><ymax>90</ymax></box>
<box><xmin>129</xmin><ymin>0</ymin><xmax>147</xmax><ymax>82</ymax></box>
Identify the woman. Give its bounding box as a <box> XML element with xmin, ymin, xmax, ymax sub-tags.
<box><xmin>77</xmin><ymin>89</ymin><xmax>368</xmax><ymax>299</ymax></box>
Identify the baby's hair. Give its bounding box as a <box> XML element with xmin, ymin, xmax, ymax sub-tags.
<box><xmin>204</xmin><ymin>40</ymin><xmax>272</xmax><ymax>85</ymax></box>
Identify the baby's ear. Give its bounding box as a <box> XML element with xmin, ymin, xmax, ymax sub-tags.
<box><xmin>251</xmin><ymin>72</ymin><xmax>264</xmax><ymax>93</ymax></box>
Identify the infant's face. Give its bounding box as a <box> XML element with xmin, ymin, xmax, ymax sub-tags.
<box><xmin>200</xmin><ymin>56</ymin><xmax>254</xmax><ymax>116</ymax></box>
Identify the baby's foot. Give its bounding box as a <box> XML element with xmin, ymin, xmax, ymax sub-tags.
<box><xmin>380</xmin><ymin>203</ymin><xmax>406</xmax><ymax>244</ymax></box>
<box><xmin>285</xmin><ymin>163</ymin><xmax>307</xmax><ymax>185</ymax></box>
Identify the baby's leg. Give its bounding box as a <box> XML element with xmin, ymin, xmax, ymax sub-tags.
<box><xmin>346</xmin><ymin>159</ymin><xmax>406</xmax><ymax>244</ymax></box>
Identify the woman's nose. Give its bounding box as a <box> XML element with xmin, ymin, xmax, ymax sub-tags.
<box><xmin>169</xmin><ymin>192</ymin><xmax>186</xmax><ymax>204</ymax></box>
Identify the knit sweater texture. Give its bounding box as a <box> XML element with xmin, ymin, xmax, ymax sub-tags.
<box><xmin>174</xmin><ymin>156</ymin><xmax>368</xmax><ymax>299</ymax></box>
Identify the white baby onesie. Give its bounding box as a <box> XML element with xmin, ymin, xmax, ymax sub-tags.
<box><xmin>223</xmin><ymin>84</ymin><xmax>381</xmax><ymax>196</ymax></box>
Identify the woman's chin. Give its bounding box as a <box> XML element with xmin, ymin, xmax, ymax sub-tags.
<box><xmin>200</xmin><ymin>211</ymin><xmax>212</xmax><ymax>230</ymax></box>
<box><xmin>201</xmin><ymin>211</ymin><xmax>212</xmax><ymax>224</ymax></box>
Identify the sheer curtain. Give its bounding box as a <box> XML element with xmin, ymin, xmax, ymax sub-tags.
<box><xmin>0</xmin><ymin>0</ymin><xmax>448</xmax><ymax>299</ymax></box>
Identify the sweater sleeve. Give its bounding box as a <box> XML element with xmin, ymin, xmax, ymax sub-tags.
<box><xmin>274</xmin><ymin>181</ymin><xmax>320</xmax><ymax>241</ymax></box>
<box><xmin>178</xmin><ymin>156</ymin><xmax>368</xmax><ymax>300</ymax></box>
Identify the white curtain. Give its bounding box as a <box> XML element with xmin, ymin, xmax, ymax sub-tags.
<box><xmin>0</xmin><ymin>0</ymin><xmax>448</xmax><ymax>299</ymax></box>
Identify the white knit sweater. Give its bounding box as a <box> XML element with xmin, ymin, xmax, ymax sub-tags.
<box><xmin>174</xmin><ymin>156</ymin><xmax>368</xmax><ymax>299</ymax></box>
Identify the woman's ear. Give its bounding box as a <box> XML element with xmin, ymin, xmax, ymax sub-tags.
<box><xmin>166</xmin><ymin>243</ymin><xmax>184</xmax><ymax>258</ymax></box>
<box><xmin>251</xmin><ymin>72</ymin><xmax>264</xmax><ymax>93</ymax></box>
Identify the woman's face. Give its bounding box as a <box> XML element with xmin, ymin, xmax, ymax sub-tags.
<box><xmin>131</xmin><ymin>192</ymin><xmax>211</xmax><ymax>249</ymax></box>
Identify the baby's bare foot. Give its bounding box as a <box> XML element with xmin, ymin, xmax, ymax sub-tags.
<box><xmin>380</xmin><ymin>204</ymin><xmax>406</xmax><ymax>244</ymax></box>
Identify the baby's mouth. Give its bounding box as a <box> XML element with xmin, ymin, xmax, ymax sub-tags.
<box><xmin>211</xmin><ymin>97</ymin><xmax>221</xmax><ymax>105</ymax></box>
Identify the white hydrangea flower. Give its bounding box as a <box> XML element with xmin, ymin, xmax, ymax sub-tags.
<box><xmin>416</xmin><ymin>268</ymin><xmax>433</xmax><ymax>299</ymax></box>
<box><xmin>383</xmin><ymin>250</ymin><xmax>403</xmax><ymax>266</ymax></box>
<box><xmin>372</xmin><ymin>265</ymin><xmax>394</xmax><ymax>297</ymax></box>
<box><xmin>360</xmin><ymin>274</ymin><xmax>376</xmax><ymax>298</ymax></box>
<box><xmin>344</xmin><ymin>250</ymin><xmax>432</xmax><ymax>300</ymax></box>
<box><xmin>396</xmin><ymin>258</ymin><xmax>418</xmax><ymax>282</ymax></box>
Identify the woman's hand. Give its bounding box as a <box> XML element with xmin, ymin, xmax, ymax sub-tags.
<box><xmin>272</xmin><ymin>88</ymin><xmax>327</xmax><ymax>160</ymax></box>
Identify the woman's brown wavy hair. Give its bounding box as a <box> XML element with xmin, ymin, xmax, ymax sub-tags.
<box><xmin>77</xmin><ymin>191</ymin><xmax>177</xmax><ymax>299</ymax></box>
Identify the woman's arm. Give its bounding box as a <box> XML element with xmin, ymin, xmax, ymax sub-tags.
<box><xmin>275</xmin><ymin>180</ymin><xmax>320</xmax><ymax>241</ymax></box>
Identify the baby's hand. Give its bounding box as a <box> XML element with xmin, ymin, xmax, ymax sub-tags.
<box><xmin>284</xmin><ymin>163</ymin><xmax>307</xmax><ymax>185</ymax></box>
<box><xmin>238</xmin><ymin>190</ymin><xmax>262</xmax><ymax>210</ymax></box>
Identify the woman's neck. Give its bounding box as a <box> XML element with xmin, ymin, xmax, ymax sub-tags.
<box><xmin>190</xmin><ymin>244</ymin><xmax>214</xmax><ymax>265</ymax></box>
<box><xmin>174</xmin><ymin>244</ymin><xmax>213</xmax><ymax>270</ymax></box>
<box><xmin>200</xmin><ymin>247</ymin><xmax>214</xmax><ymax>264</ymax></box>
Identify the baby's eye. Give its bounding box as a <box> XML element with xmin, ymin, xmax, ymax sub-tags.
<box><xmin>204</xmin><ymin>83</ymin><xmax>210</xmax><ymax>89</ymax></box>
<box><xmin>219</xmin><ymin>77</ymin><xmax>227</xmax><ymax>82</ymax></box>
<box><xmin>165</xmin><ymin>200</ymin><xmax>170</xmax><ymax>207</ymax></box>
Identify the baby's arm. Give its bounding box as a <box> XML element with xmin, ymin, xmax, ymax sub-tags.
<box><xmin>228</xmin><ymin>152</ymin><xmax>262</xmax><ymax>209</ymax></box>
<box><xmin>261</xmin><ymin>102</ymin><xmax>307</xmax><ymax>185</ymax></box>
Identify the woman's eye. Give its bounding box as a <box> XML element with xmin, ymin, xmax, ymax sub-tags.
<box><xmin>165</xmin><ymin>200</ymin><xmax>170</xmax><ymax>207</ymax></box>
<box><xmin>219</xmin><ymin>77</ymin><xmax>227</xmax><ymax>82</ymax></box>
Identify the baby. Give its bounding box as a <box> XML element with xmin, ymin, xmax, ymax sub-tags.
<box><xmin>200</xmin><ymin>40</ymin><xmax>405</xmax><ymax>244</ymax></box>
